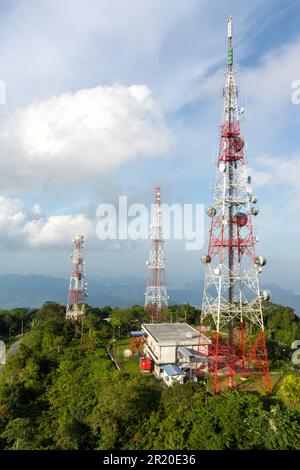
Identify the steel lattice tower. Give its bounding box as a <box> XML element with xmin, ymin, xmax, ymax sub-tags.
<box><xmin>145</xmin><ymin>186</ymin><xmax>168</xmax><ymax>323</ymax></box>
<box><xmin>66</xmin><ymin>234</ymin><xmax>88</xmax><ymax>321</ymax></box>
<box><xmin>200</xmin><ymin>17</ymin><xmax>271</xmax><ymax>394</ymax></box>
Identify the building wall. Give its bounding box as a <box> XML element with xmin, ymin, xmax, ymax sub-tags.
<box><xmin>144</xmin><ymin>336</ymin><xmax>206</xmax><ymax>365</ymax></box>
<box><xmin>154</xmin><ymin>362</ymin><xmax>161</xmax><ymax>377</ymax></box>
<box><xmin>145</xmin><ymin>335</ymin><xmax>160</xmax><ymax>361</ymax></box>
<box><xmin>160</xmin><ymin>346</ymin><xmax>176</xmax><ymax>363</ymax></box>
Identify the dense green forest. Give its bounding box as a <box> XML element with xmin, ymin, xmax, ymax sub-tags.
<box><xmin>0</xmin><ymin>301</ymin><xmax>299</xmax><ymax>450</ymax></box>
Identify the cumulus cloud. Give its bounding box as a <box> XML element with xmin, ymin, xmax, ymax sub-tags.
<box><xmin>0</xmin><ymin>196</ymin><xmax>95</xmax><ymax>249</ymax></box>
<box><xmin>0</xmin><ymin>84</ymin><xmax>171</xmax><ymax>191</ymax></box>
<box><xmin>249</xmin><ymin>154</ymin><xmax>300</xmax><ymax>202</ymax></box>
<box><xmin>24</xmin><ymin>214</ymin><xmax>95</xmax><ymax>248</ymax></box>
<box><xmin>240</xmin><ymin>41</ymin><xmax>300</xmax><ymax>110</ymax></box>
<box><xmin>244</xmin><ymin>154</ymin><xmax>300</xmax><ymax>263</ymax></box>
<box><xmin>0</xmin><ymin>195</ymin><xmax>152</xmax><ymax>251</ymax></box>
<box><xmin>249</xmin><ymin>154</ymin><xmax>300</xmax><ymax>210</ymax></box>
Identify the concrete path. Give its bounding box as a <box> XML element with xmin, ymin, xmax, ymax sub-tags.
<box><xmin>0</xmin><ymin>337</ymin><xmax>23</xmax><ymax>373</ymax></box>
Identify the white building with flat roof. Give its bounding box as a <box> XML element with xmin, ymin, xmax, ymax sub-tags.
<box><xmin>141</xmin><ymin>323</ymin><xmax>210</xmax><ymax>383</ymax></box>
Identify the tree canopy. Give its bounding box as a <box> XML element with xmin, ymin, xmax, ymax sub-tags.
<box><xmin>0</xmin><ymin>301</ymin><xmax>299</xmax><ymax>450</ymax></box>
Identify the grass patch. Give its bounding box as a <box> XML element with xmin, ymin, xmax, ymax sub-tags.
<box><xmin>112</xmin><ymin>337</ymin><xmax>141</xmax><ymax>375</ymax></box>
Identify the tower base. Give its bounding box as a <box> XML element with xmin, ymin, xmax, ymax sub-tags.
<box><xmin>200</xmin><ymin>326</ymin><xmax>272</xmax><ymax>395</ymax></box>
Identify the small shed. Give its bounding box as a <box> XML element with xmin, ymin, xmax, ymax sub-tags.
<box><xmin>162</xmin><ymin>364</ymin><xmax>185</xmax><ymax>386</ymax></box>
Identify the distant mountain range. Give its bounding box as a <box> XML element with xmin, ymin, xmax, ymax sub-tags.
<box><xmin>0</xmin><ymin>274</ymin><xmax>299</xmax><ymax>315</ymax></box>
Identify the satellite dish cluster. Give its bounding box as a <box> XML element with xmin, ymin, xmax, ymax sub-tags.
<box><xmin>201</xmin><ymin>174</ymin><xmax>270</xmax><ymax>301</ymax></box>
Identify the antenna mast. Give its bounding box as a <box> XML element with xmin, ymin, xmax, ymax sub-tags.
<box><xmin>66</xmin><ymin>234</ymin><xmax>88</xmax><ymax>321</ymax></box>
<box><xmin>145</xmin><ymin>186</ymin><xmax>168</xmax><ymax>323</ymax></box>
<box><xmin>200</xmin><ymin>17</ymin><xmax>271</xmax><ymax>394</ymax></box>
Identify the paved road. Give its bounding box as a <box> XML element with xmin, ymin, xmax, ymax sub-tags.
<box><xmin>0</xmin><ymin>338</ymin><xmax>23</xmax><ymax>373</ymax></box>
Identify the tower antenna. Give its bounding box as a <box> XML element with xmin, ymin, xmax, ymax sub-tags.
<box><xmin>66</xmin><ymin>234</ymin><xmax>88</xmax><ymax>322</ymax></box>
<box><xmin>144</xmin><ymin>186</ymin><xmax>168</xmax><ymax>323</ymax></box>
<box><xmin>200</xmin><ymin>17</ymin><xmax>271</xmax><ymax>394</ymax></box>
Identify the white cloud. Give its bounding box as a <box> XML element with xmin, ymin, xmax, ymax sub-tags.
<box><xmin>240</xmin><ymin>41</ymin><xmax>300</xmax><ymax>110</ymax></box>
<box><xmin>0</xmin><ymin>84</ymin><xmax>171</xmax><ymax>191</ymax></box>
<box><xmin>32</xmin><ymin>204</ymin><xmax>42</xmax><ymax>216</ymax></box>
<box><xmin>248</xmin><ymin>170</ymin><xmax>273</xmax><ymax>188</ymax></box>
<box><xmin>247</xmin><ymin>154</ymin><xmax>300</xmax><ymax>260</ymax></box>
<box><xmin>24</xmin><ymin>214</ymin><xmax>95</xmax><ymax>248</ymax></box>
<box><xmin>268</xmin><ymin>156</ymin><xmax>300</xmax><ymax>191</ymax></box>
<box><xmin>0</xmin><ymin>0</ymin><xmax>273</xmax><ymax>110</ymax></box>
<box><xmin>250</xmin><ymin>154</ymin><xmax>300</xmax><ymax>203</ymax></box>
<box><xmin>0</xmin><ymin>195</ymin><xmax>95</xmax><ymax>249</ymax></box>
<box><xmin>188</xmin><ymin>30</ymin><xmax>300</xmax><ymax>139</ymax></box>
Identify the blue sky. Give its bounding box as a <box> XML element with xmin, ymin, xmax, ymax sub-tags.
<box><xmin>0</xmin><ymin>0</ymin><xmax>300</xmax><ymax>293</ymax></box>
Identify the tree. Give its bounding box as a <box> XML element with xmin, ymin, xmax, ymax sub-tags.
<box><xmin>266</xmin><ymin>340</ymin><xmax>291</xmax><ymax>366</ymax></box>
<box><xmin>187</xmin><ymin>390</ymin><xmax>267</xmax><ymax>450</ymax></box>
<box><xmin>279</xmin><ymin>374</ymin><xmax>300</xmax><ymax>404</ymax></box>
<box><xmin>1</xmin><ymin>417</ymin><xmax>33</xmax><ymax>450</ymax></box>
<box><xmin>264</xmin><ymin>304</ymin><xmax>300</xmax><ymax>346</ymax></box>
<box><xmin>262</xmin><ymin>405</ymin><xmax>300</xmax><ymax>450</ymax></box>
<box><xmin>89</xmin><ymin>374</ymin><xmax>161</xmax><ymax>449</ymax></box>
<box><xmin>0</xmin><ymin>308</ymin><xmax>33</xmax><ymax>340</ymax></box>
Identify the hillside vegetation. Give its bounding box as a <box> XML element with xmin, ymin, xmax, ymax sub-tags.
<box><xmin>0</xmin><ymin>302</ymin><xmax>299</xmax><ymax>450</ymax></box>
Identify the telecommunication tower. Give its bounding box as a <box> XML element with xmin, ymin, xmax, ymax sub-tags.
<box><xmin>200</xmin><ymin>17</ymin><xmax>271</xmax><ymax>394</ymax></box>
<box><xmin>145</xmin><ymin>186</ymin><xmax>168</xmax><ymax>323</ymax></box>
<box><xmin>66</xmin><ymin>234</ymin><xmax>88</xmax><ymax>321</ymax></box>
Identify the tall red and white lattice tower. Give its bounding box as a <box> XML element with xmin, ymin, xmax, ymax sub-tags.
<box><xmin>145</xmin><ymin>186</ymin><xmax>168</xmax><ymax>323</ymax></box>
<box><xmin>200</xmin><ymin>17</ymin><xmax>271</xmax><ymax>394</ymax></box>
<box><xmin>66</xmin><ymin>234</ymin><xmax>88</xmax><ymax>321</ymax></box>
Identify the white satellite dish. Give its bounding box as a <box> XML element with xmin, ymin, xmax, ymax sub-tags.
<box><xmin>123</xmin><ymin>349</ymin><xmax>133</xmax><ymax>359</ymax></box>
<box><xmin>219</xmin><ymin>162</ymin><xmax>226</xmax><ymax>173</ymax></box>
